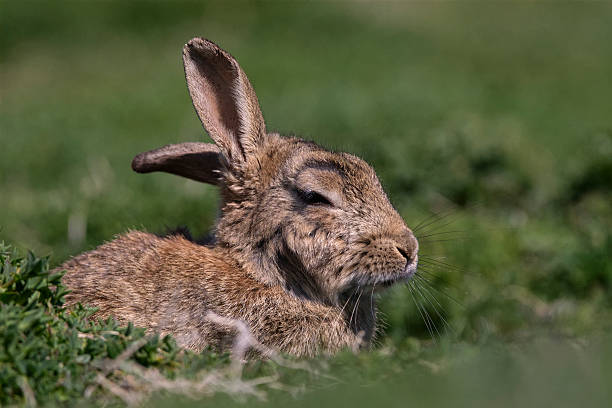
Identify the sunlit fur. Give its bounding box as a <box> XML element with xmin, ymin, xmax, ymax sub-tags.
<box><xmin>59</xmin><ymin>38</ymin><xmax>418</xmax><ymax>357</ymax></box>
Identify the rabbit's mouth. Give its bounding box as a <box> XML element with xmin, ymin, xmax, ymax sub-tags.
<box><xmin>375</xmin><ymin>269</ymin><xmax>416</xmax><ymax>290</ymax></box>
<box><xmin>376</xmin><ymin>256</ymin><xmax>418</xmax><ymax>287</ymax></box>
<box><xmin>349</xmin><ymin>258</ymin><xmax>418</xmax><ymax>294</ymax></box>
<box><xmin>355</xmin><ymin>276</ymin><xmax>411</xmax><ymax>296</ymax></box>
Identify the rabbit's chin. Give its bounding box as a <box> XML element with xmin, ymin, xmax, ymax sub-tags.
<box><xmin>344</xmin><ymin>261</ymin><xmax>418</xmax><ymax>296</ymax></box>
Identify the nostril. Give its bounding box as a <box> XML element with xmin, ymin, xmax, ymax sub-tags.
<box><xmin>396</xmin><ymin>247</ymin><xmax>411</xmax><ymax>263</ymax></box>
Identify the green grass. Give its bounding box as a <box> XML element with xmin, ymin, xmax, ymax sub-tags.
<box><xmin>0</xmin><ymin>245</ymin><xmax>186</xmax><ymax>406</ymax></box>
<box><xmin>1</xmin><ymin>1</ymin><xmax>611</xmax><ymax>406</ymax></box>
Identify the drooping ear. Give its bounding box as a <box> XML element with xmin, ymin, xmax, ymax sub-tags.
<box><xmin>183</xmin><ymin>37</ymin><xmax>266</xmax><ymax>167</ymax></box>
<box><xmin>131</xmin><ymin>142</ymin><xmax>222</xmax><ymax>185</ymax></box>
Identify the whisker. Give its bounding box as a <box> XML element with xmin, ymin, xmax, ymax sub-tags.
<box><xmin>328</xmin><ymin>288</ymin><xmax>356</xmax><ymax>323</ymax></box>
<box><xmin>411</xmin><ymin>209</ymin><xmax>451</xmax><ymax>232</ymax></box>
<box><xmin>416</xmin><ymin>267</ymin><xmax>467</xmax><ymax>293</ymax></box>
<box><xmin>414</xmin><ymin>267</ymin><xmax>444</xmax><ymax>281</ymax></box>
<box><xmin>414</xmin><ymin>201</ymin><xmax>483</xmax><ymax>236</ymax></box>
<box><xmin>418</xmin><ymin>237</ymin><xmax>472</xmax><ymax>244</ymax></box>
<box><xmin>417</xmin><ymin>261</ymin><xmax>464</xmax><ymax>276</ymax></box>
<box><xmin>412</xmin><ymin>210</ymin><xmax>442</xmax><ymax>230</ymax></box>
<box><xmin>415</xmin><ymin>230</ymin><xmax>468</xmax><ymax>239</ymax></box>
<box><xmin>419</xmin><ymin>254</ymin><xmax>451</xmax><ymax>261</ymax></box>
<box><xmin>417</xmin><ymin>263</ymin><xmax>461</xmax><ymax>278</ymax></box>
<box><xmin>411</xmin><ymin>282</ymin><xmax>439</xmax><ymax>342</ymax></box>
<box><xmin>417</xmin><ymin>215</ymin><xmax>463</xmax><ymax>236</ymax></box>
<box><xmin>407</xmin><ymin>282</ymin><xmax>435</xmax><ymax>341</ymax></box>
<box><xmin>370</xmin><ymin>283</ymin><xmax>376</xmax><ymax>320</ymax></box>
<box><xmin>415</xmin><ymin>279</ymin><xmax>455</xmax><ymax>335</ymax></box>
<box><xmin>411</xmin><ymin>282</ymin><xmax>440</xmax><ymax>340</ymax></box>
<box><xmin>418</xmin><ymin>259</ymin><xmax>477</xmax><ymax>279</ymax></box>
<box><xmin>411</xmin><ymin>206</ymin><xmax>464</xmax><ymax>231</ymax></box>
<box><xmin>420</xmin><ymin>255</ymin><xmax>476</xmax><ymax>276</ymax></box>
<box><xmin>413</xmin><ymin>208</ymin><xmax>458</xmax><ymax>233</ymax></box>
<box><xmin>413</xmin><ymin>281</ymin><xmax>441</xmax><ymax>338</ymax></box>
<box><xmin>419</xmin><ymin>256</ymin><xmax>466</xmax><ymax>272</ymax></box>
<box><xmin>414</xmin><ymin>274</ymin><xmax>464</xmax><ymax>308</ymax></box>
<box><xmin>349</xmin><ymin>289</ymin><xmax>364</xmax><ymax>328</ymax></box>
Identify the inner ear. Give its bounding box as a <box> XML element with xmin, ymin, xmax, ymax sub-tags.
<box><xmin>183</xmin><ymin>38</ymin><xmax>266</xmax><ymax>166</ymax></box>
<box><xmin>132</xmin><ymin>142</ymin><xmax>222</xmax><ymax>185</ymax></box>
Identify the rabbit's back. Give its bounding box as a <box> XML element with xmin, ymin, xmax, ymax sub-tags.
<box><xmin>61</xmin><ymin>231</ymin><xmax>254</xmax><ymax>348</ymax></box>
<box><xmin>62</xmin><ymin>231</ymin><xmax>195</xmax><ymax>327</ymax></box>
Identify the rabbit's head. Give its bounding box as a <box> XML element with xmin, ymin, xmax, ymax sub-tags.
<box><xmin>133</xmin><ymin>38</ymin><xmax>418</xmax><ymax>305</ymax></box>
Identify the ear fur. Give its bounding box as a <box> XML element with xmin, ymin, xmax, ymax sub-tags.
<box><xmin>183</xmin><ymin>37</ymin><xmax>266</xmax><ymax>166</ymax></box>
<box><xmin>132</xmin><ymin>142</ymin><xmax>222</xmax><ymax>185</ymax></box>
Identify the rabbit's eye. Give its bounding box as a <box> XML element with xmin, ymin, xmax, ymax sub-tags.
<box><xmin>300</xmin><ymin>190</ymin><xmax>333</xmax><ymax>206</ymax></box>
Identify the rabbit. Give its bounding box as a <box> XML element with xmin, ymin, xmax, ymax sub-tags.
<box><xmin>59</xmin><ymin>37</ymin><xmax>419</xmax><ymax>357</ymax></box>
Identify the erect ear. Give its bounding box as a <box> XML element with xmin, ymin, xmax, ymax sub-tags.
<box><xmin>131</xmin><ymin>142</ymin><xmax>222</xmax><ymax>185</ymax></box>
<box><xmin>183</xmin><ymin>37</ymin><xmax>266</xmax><ymax>167</ymax></box>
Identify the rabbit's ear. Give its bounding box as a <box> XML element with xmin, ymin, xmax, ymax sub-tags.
<box><xmin>183</xmin><ymin>38</ymin><xmax>266</xmax><ymax>167</ymax></box>
<box><xmin>131</xmin><ymin>142</ymin><xmax>222</xmax><ymax>185</ymax></box>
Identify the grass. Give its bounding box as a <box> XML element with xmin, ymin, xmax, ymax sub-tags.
<box><xmin>1</xmin><ymin>1</ymin><xmax>611</xmax><ymax>406</ymax></box>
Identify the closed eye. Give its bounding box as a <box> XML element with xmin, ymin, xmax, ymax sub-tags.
<box><xmin>299</xmin><ymin>189</ymin><xmax>333</xmax><ymax>206</ymax></box>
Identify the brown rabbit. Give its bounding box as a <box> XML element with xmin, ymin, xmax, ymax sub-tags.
<box><xmin>59</xmin><ymin>38</ymin><xmax>419</xmax><ymax>357</ymax></box>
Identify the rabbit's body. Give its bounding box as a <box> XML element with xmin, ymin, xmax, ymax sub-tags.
<box><xmin>62</xmin><ymin>231</ymin><xmax>367</xmax><ymax>356</ymax></box>
<box><xmin>59</xmin><ymin>38</ymin><xmax>418</xmax><ymax>357</ymax></box>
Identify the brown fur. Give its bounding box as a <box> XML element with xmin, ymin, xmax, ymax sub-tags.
<box><xmin>59</xmin><ymin>38</ymin><xmax>418</xmax><ymax>357</ymax></box>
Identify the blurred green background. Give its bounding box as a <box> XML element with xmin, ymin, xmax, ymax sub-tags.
<box><xmin>1</xmin><ymin>1</ymin><xmax>611</xmax><ymax>406</ymax></box>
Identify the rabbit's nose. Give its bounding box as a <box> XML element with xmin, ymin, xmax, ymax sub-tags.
<box><xmin>396</xmin><ymin>246</ymin><xmax>409</xmax><ymax>262</ymax></box>
<box><xmin>396</xmin><ymin>230</ymin><xmax>419</xmax><ymax>266</ymax></box>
